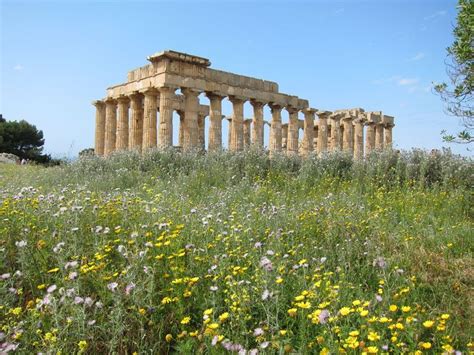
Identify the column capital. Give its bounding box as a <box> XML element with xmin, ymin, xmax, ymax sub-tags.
<box><xmin>116</xmin><ymin>95</ymin><xmax>130</xmax><ymax>104</ymax></box>
<box><xmin>129</xmin><ymin>91</ymin><xmax>143</xmax><ymax>100</ymax></box>
<box><xmin>316</xmin><ymin>110</ymin><xmax>332</xmax><ymax>119</ymax></box>
<box><xmin>303</xmin><ymin>107</ymin><xmax>317</xmax><ymax>114</ymax></box>
<box><xmin>140</xmin><ymin>87</ymin><xmax>159</xmax><ymax>96</ymax></box>
<box><xmin>92</xmin><ymin>99</ymin><xmax>105</xmax><ymax>107</ymax></box>
<box><xmin>158</xmin><ymin>86</ymin><xmax>178</xmax><ymax>94</ymax></box>
<box><xmin>384</xmin><ymin>123</ymin><xmax>395</xmax><ymax>128</ymax></box>
<box><xmin>181</xmin><ymin>87</ymin><xmax>201</xmax><ymax>97</ymax></box>
<box><xmin>250</xmin><ymin>99</ymin><xmax>266</xmax><ymax>108</ymax></box>
<box><xmin>205</xmin><ymin>91</ymin><xmax>226</xmax><ymax>100</ymax></box>
<box><xmin>286</xmin><ymin>106</ymin><xmax>299</xmax><ymax>114</ymax></box>
<box><xmin>104</xmin><ymin>97</ymin><xmax>117</xmax><ymax>105</ymax></box>
<box><xmin>229</xmin><ymin>95</ymin><xmax>247</xmax><ymax>104</ymax></box>
<box><xmin>268</xmin><ymin>102</ymin><xmax>283</xmax><ymax>111</ymax></box>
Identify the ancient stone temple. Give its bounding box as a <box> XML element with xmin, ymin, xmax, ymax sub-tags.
<box><xmin>93</xmin><ymin>50</ymin><xmax>395</xmax><ymax>158</ymax></box>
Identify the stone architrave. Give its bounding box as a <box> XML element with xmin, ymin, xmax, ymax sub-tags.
<box><xmin>206</xmin><ymin>93</ymin><xmax>225</xmax><ymax>151</ymax></box>
<box><xmin>287</xmin><ymin>107</ymin><xmax>299</xmax><ymax>155</ymax></box>
<box><xmin>177</xmin><ymin>111</ymin><xmax>185</xmax><ymax>147</ymax></box>
<box><xmin>316</xmin><ymin>111</ymin><xmax>330</xmax><ymax>155</ymax></box>
<box><xmin>269</xmin><ymin>103</ymin><xmax>283</xmax><ymax>154</ymax></box>
<box><xmin>282</xmin><ymin>124</ymin><xmax>288</xmax><ymax>149</ymax></box>
<box><xmin>104</xmin><ymin>98</ymin><xmax>117</xmax><ymax>156</ymax></box>
<box><xmin>229</xmin><ymin>96</ymin><xmax>246</xmax><ymax>151</ymax></box>
<box><xmin>129</xmin><ymin>93</ymin><xmax>144</xmax><ymax>152</ymax></box>
<box><xmin>243</xmin><ymin>119</ymin><xmax>252</xmax><ymax>147</ymax></box>
<box><xmin>250</xmin><ymin>100</ymin><xmax>265</xmax><ymax>148</ymax></box>
<box><xmin>158</xmin><ymin>86</ymin><xmax>176</xmax><ymax>149</ymax></box>
<box><xmin>93</xmin><ymin>100</ymin><xmax>106</xmax><ymax>156</ymax></box>
<box><xmin>302</xmin><ymin>108</ymin><xmax>315</xmax><ymax>156</ymax></box>
<box><xmin>142</xmin><ymin>89</ymin><xmax>158</xmax><ymax>151</ymax></box>
<box><xmin>116</xmin><ymin>96</ymin><xmax>130</xmax><ymax>151</ymax></box>
<box><xmin>198</xmin><ymin>113</ymin><xmax>206</xmax><ymax>150</ymax></box>
<box><xmin>329</xmin><ymin>113</ymin><xmax>341</xmax><ymax>152</ymax></box>
<box><xmin>182</xmin><ymin>88</ymin><xmax>200</xmax><ymax>150</ymax></box>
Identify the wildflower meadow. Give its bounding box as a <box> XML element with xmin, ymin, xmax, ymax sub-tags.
<box><xmin>0</xmin><ymin>149</ymin><xmax>473</xmax><ymax>354</ymax></box>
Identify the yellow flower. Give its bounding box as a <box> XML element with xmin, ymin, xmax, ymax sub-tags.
<box><xmin>280</xmin><ymin>329</ymin><xmax>287</xmax><ymax>336</ymax></box>
<box><xmin>276</xmin><ymin>277</ymin><xmax>283</xmax><ymax>284</ymax></box>
<box><xmin>165</xmin><ymin>334</ymin><xmax>173</xmax><ymax>342</ymax></box>
<box><xmin>287</xmin><ymin>308</ymin><xmax>298</xmax><ymax>317</ymax></box>
<box><xmin>401</xmin><ymin>306</ymin><xmax>411</xmax><ymax>313</ymax></box>
<box><xmin>423</xmin><ymin>320</ymin><xmax>434</xmax><ymax>328</ymax></box>
<box><xmin>37</xmin><ymin>284</ymin><xmax>46</xmax><ymax>290</ymax></box>
<box><xmin>440</xmin><ymin>314</ymin><xmax>450</xmax><ymax>320</ymax></box>
<box><xmin>10</xmin><ymin>307</ymin><xmax>22</xmax><ymax>315</ymax></box>
<box><xmin>349</xmin><ymin>330</ymin><xmax>360</xmax><ymax>337</ymax></box>
<box><xmin>339</xmin><ymin>307</ymin><xmax>351</xmax><ymax>316</ymax></box>
<box><xmin>296</xmin><ymin>301</ymin><xmax>311</xmax><ymax>309</ymax></box>
<box><xmin>368</xmin><ymin>331</ymin><xmax>380</xmax><ymax>341</ymax></box>
<box><xmin>47</xmin><ymin>267</ymin><xmax>60</xmax><ymax>273</ymax></box>
<box><xmin>389</xmin><ymin>305</ymin><xmax>398</xmax><ymax>312</ymax></box>
<box><xmin>352</xmin><ymin>300</ymin><xmax>361</xmax><ymax>306</ymax></box>
<box><xmin>360</xmin><ymin>309</ymin><xmax>369</xmax><ymax>317</ymax></box>
<box><xmin>367</xmin><ymin>346</ymin><xmax>378</xmax><ymax>353</ymax></box>
<box><xmin>207</xmin><ymin>323</ymin><xmax>219</xmax><ymax>330</ymax></box>
<box><xmin>420</xmin><ymin>342</ymin><xmax>432</xmax><ymax>349</ymax></box>
<box><xmin>180</xmin><ymin>316</ymin><xmax>191</xmax><ymax>325</ymax></box>
<box><xmin>138</xmin><ymin>308</ymin><xmax>146</xmax><ymax>315</ymax></box>
<box><xmin>78</xmin><ymin>340</ymin><xmax>88</xmax><ymax>351</ymax></box>
<box><xmin>204</xmin><ymin>308</ymin><xmax>213</xmax><ymax>315</ymax></box>
<box><xmin>219</xmin><ymin>312</ymin><xmax>229</xmax><ymax>322</ymax></box>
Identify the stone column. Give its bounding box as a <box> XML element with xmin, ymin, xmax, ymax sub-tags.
<box><xmin>226</xmin><ymin>117</ymin><xmax>232</xmax><ymax>149</ymax></box>
<box><xmin>342</xmin><ymin>113</ymin><xmax>354</xmax><ymax>154</ymax></box>
<box><xmin>302</xmin><ymin>108</ymin><xmax>315</xmax><ymax>156</ymax></box>
<box><xmin>328</xmin><ymin>113</ymin><xmax>341</xmax><ymax>152</ymax></box>
<box><xmin>250</xmin><ymin>100</ymin><xmax>265</xmax><ymax>148</ymax></box>
<box><xmin>282</xmin><ymin>124</ymin><xmax>288</xmax><ymax>149</ymax></box>
<box><xmin>177</xmin><ymin>111</ymin><xmax>185</xmax><ymax>148</ymax></box>
<box><xmin>198</xmin><ymin>113</ymin><xmax>206</xmax><ymax>150</ymax></box>
<box><xmin>243</xmin><ymin>119</ymin><xmax>252</xmax><ymax>147</ymax></box>
<box><xmin>116</xmin><ymin>96</ymin><xmax>130</xmax><ymax>151</ymax></box>
<box><xmin>93</xmin><ymin>100</ymin><xmax>106</xmax><ymax>156</ymax></box>
<box><xmin>287</xmin><ymin>107</ymin><xmax>299</xmax><ymax>155</ymax></box>
<box><xmin>353</xmin><ymin>116</ymin><xmax>365</xmax><ymax>160</ymax></box>
<box><xmin>364</xmin><ymin>113</ymin><xmax>377</xmax><ymax>156</ymax></box>
<box><xmin>269</xmin><ymin>103</ymin><xmax>283</xmax><ymax>154</ymax></box>
<box><xmin>129</xmin><ymin>93</ymin><xmax>144</xmax><ymax>152</ymax></box>
<box><xmin>316</xmin><ymin>111</ymin><xmax>330</xmax><ymax>155</ymax></box>
<box><xmin>313</xmin><ymin>126</ymin><xmax>318</xmax><ymax>151</ymax></box>
<box><xmin>158</xmin><ymin>86</ymin><xmax>176</xmax><ymax>149</ymax></box>
<box><xmin>384</xmin><ymin>124</ymin><xmax>394</xmax><ymax>148</ymax></box>
<box><xmin>375</xmin><ymin>122</ymin><xmax>384</xmax><ymax>150</ymax></box>
<box><xmin>104</xmin><ymin>98</ymin><xmax>117</xmax><ymax>156</ymax></box>
<box><xmin>206</xmin><ymin>93</ymin><xmax>224</xmax><ymax>151</ymax></box>
<box><xmin>229</xmin><ymin>96</ymin><xmax>245</xmax><ymax>151</ymax></box>
<box><xmin>142</xmin><ymin>89</ymin><xmax>158</xmax><ymax>151</ymax></box>
<box><xmin>182</xmin><ymin>88</ymin><xmax>200</xmax><ymax>151</ymax></box>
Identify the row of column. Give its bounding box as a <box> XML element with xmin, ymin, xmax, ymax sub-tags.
<box><xmin>93</xmin><ymin>88</ymin><xmax>394</xmax><ymax>159</ymax></box>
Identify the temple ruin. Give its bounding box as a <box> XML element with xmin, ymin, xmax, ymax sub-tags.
<box><xmin>93</xmin><ymin>50</ymin><xmax>395</xmax><ymax>158</ymax></box>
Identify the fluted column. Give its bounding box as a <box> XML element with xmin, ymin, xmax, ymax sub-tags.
<box><xmin>353</xmin><ymin>116</ymin><xmax>365</xmax><ymax>160</ymax></box>
<box><xmin>182</xmin><ymin>88</ymin><xmax>200</xmax><ymax>151</ymax></box>
<box><xmin>269</xmin><ymin>103</ymin><xmax>283</xmax><ymax>154</ymax></box>
<box><xmin>316</xmin><ymin>111</ymin><xmax>330</xmax><ymax>155</ymax></box>
<box><xmin>328</xmin><ymin>114</ymin><xmax>341</xmax><ymax>152</ymax></box>
<box><xmin>313</xmin><ymin>126</ymin><xmax>318</xmax><ymax>151</ymax></box>
<box><xmin>342</xmin><ymin>113</ymin><xmax>354</xmax><ymax>154</ymax></box>
<box><xmin>287</xmin><ymin>107</ymin><xmax>299</xmax><ymax>155</ymax></box>
<box><xmin>116</xmin><ymin>97</ymin><xmax>130</xmax><ymax>151</ymax></box>
<box><xmin>243</xmin><ymin>119</ymin><xmax>252</xmax><ymax>147</ymax></box>
<box><xmin>142</xmin><ymin>89</ymin><xmax>158</xmax><ymax>151</ymax></box>
<box><xmin>93</xmin><ymin>100</ymin><xmax>106</xmax><ymax>156</ymax></box>
<box><xmin>282</xmin><ymin>124</ymin><xmax>288</xmax><ymax>149</ymax></box>
<box><xmin>129</xmin><ymin>93</ymin><xmax>144</xmax><ymax>152</ymax></box>
<box><xmin>206</xmin><ymin>93</ymin><xmax>224</xmax><ymax>151</ymax></box>
<box><xmin>104</xmin><ymin>98</ymin><xmax>117</xmax><ymax>156</ymax></box>
<box><xmin>226</xmin><ymin>117</ymin><xmax>232</xmax><ymax>149</ymax></box>
<box><xmin>158</xmin><ymin>86</ymin><xmax>176</xmax><ymax>149</ymax></box>
<box><xmin>302</xmin><ymin>108</ymin><xmax>315</xmax><ymax>156</ymax></box>
<box><xmin>198</xmin><ymin>113</ymin><xmax>206</xmax><ymax>150</ymax></box>
<box><xmin>375</xmin><ymin>122</ymin><xmax>384</xmax><ymax>150</ymax></box>
<box><xmin>177</xmin><ymin>111</ymin><xmax>185</xmax><ymax>148</ymax></box>
<box><xmin>384</xmin><ymin>123</ymin><xmax>394</xmax><ymax>148</ymax></box>
<box><xmin>229</xmin><ymin>96</ymin><xmax>245</xmax><ymax>151</ymax></box>
<box><xmin>250</xmin><ymin>100</ymin><xmax>265</xmax><ymax>148</ymax></box>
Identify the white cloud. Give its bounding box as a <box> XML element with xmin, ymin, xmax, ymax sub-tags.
<box><xmin>397</xmin><ymin>78</ymin><xmax>419</xmax><ymax>86</ymax></box>
<box><xmin>408</xmin><ymin>52</ymin><xmax>425</xmax><ymax>61</ymax></box>
<box><xmin>13</xmin><ymin>64</ymin><xmax>23</xmax><ymax>71</ymax></box>
<box><xmin>424</xmin><ymin>10</ymin><xmax>446</xmax><ymax>20</ymax></box>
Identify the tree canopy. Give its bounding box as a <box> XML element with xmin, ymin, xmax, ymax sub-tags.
<box><xmin>0</xmin><ymin>117</ymin><xmax>52</xmax><ymax>163</ymax></box>
<box><xmin>435</xmin><ymin>0</ymin><xmax>474</xmax><ymax>143</ymax></box>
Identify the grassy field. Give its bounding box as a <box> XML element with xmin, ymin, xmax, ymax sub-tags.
<box><xmin>0</xmin><ymin>149</ymin><xmax>473</xmax><ymax>354</ymax></box>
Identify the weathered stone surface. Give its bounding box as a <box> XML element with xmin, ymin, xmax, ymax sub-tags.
<box><xmin>104</xmin><ymin>98</ymin><xmax>117</xmax><ymax>156</ymax></box>
<box><xmin>92</xmin><ymin>100</ymin><xmax>106</xmax><ymax>156</ymax></box>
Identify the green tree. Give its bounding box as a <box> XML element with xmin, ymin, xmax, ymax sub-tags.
<box><xmin>0</xmin><ymin>117</ymin><xmax>51</xmax><ymax>163</ymax></box>
<box><xmin>434</xmin><ymin>0</ymin><xmax>473</xmax><ymax>143</ymax></box>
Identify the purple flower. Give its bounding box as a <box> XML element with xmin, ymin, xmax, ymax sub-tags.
<box><xmin>318</xmin><ymin>309</ymin><xmax>330</xmax><ymax>324</ymax></box>
<box><xmin>107</xmin><ymin>282</ymin><xmax>118</xmax><ymax>292</ymax></box>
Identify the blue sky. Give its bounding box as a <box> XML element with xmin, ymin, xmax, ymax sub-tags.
<box><xmin>1</xmin><ymin>0</ymin><xmax>470</xmax><ymax>157</ymax></box>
